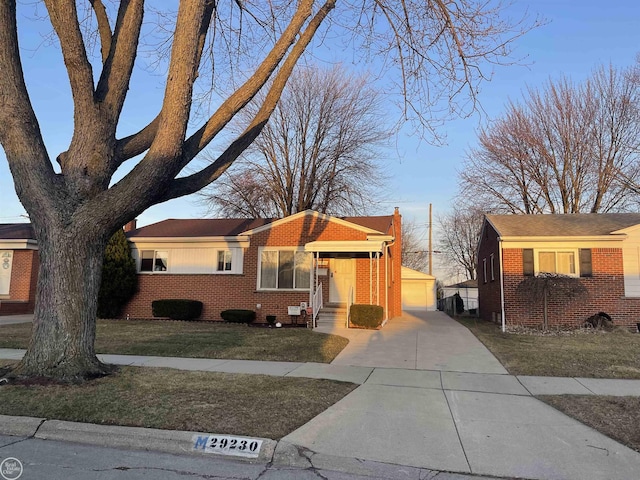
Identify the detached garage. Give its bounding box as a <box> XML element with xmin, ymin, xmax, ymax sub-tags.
<box><xmin>401</xmin><ymin>266</ymin><xmax>436</xmax><ymax>311</ymax></box>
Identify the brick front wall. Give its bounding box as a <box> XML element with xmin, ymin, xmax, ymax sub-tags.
<box><xmin>502</xmin><ymin>247</ymin><xmax>640</xmax><ymax>330</ymax></box>
<box><xmin>123</xmin><ymin>213</ymin><xmax>402</xmax><ymax>323</ymax></box>
<box><xmin>0</xmin><ymin>249</ymin><xmax>39</xmax><ymax>316</ymax></box>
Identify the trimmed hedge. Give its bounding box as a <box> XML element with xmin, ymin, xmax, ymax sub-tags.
<box><xmin>349</xmin><ymin>304</ymin><xmax>384</xmax><ymax>329</ymax></box>
<box><xmin>221</xmin><ymin>309</ymin><xmax>256</xmax><ymax>324</ymax></box>
<box><xmin>152</xmin><ymin>299</ymin><xmax>203</xmax><ymax>321</ymax></box>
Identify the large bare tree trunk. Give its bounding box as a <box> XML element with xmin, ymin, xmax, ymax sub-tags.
<box><xmin>11</xmin><ymin>225</ymin><xmax>112</xmax><ymax>380</ymax></box>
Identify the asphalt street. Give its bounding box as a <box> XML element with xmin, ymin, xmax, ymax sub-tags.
<box><xmin>0</xmin><ymin>435</ymin><xmax>498</xmax><ymax>480</ymax></box>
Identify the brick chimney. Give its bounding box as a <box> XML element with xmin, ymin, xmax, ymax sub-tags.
<box><xmin>123</xmin><ymin>219</ymin><xmax>137</xmax><ymax>233</ymax></box>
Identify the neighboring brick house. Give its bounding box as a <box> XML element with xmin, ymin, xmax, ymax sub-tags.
<box><xmin>0</xmin><ymin>224</ymin><xmax>39</xmax><ymax>316</ymax></box>
<box><xmin>478</xmin><ymin>214</ymin><xmax>640</xmax><ymax>331</ymax></box>
<box><xmin>123</xmin><ymin>209</ymin><xmax>403</xmax><ymax>324</ymax></box>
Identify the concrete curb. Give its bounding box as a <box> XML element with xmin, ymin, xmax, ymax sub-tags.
<box><xmin>0</xmin><ymin>415</ymin><xmax>45</xmax><ymax>437</ymax></box>
<box><xmin>0</xmin><ymin>417</ymin><xmax>276</xmax><ymax>464</ymax></box>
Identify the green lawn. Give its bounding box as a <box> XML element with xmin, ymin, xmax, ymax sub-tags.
<box><xmin>457</xmin><ymin>316</ymin><xmax>640</xmax><ymax>379</ymax></box>
<box><xmin>0</xmin><ymin>362</ymin><xmax>356</xmax><ymax>439</ymax></box>
<box><xmin>0</xmin><ymin>319</ymin><xmax>348</xmax><ymax>363</ymax></box>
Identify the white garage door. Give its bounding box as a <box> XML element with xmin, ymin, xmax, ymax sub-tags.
<box><xmin>402</xmin><ymin>280</ymin><xmax>435</xmax><ymax>311</ymax></box>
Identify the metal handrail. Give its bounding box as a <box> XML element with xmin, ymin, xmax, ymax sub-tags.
<box><xmin>346</xmin><ymin>286</ymin><xmax>354</xmax><ymax>328</ymax></box>
<box><xmin>312</xmin><ymin>282</ymin><xmax>323</xmax><ymax>328</ymax></box>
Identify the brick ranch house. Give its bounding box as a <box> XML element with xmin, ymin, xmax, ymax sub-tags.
<box><xmin>478</xmin><ymin>213</ymin><xmax>640</xmax><ymax>331</ymax></box>
<box><xmin>0</xmin><ymin>224</ymin><xmax>38</xmax><ymax>316</ymax></box>
<box><xmin>123</xmin><ymin>209</ymin><xmax>403</xmax><ymax>325</ymax></box>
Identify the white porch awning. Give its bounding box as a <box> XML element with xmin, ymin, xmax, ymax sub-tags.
<box><xmin>304</xmin><ymin>240</ymin><xmax>386</xmax><ymax>254</ymax></box>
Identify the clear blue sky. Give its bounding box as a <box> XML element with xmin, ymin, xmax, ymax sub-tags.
<box><xmin>1</xmin><ymin>1</ymin><xmax>640</xmax><ymax>279</ymax></box>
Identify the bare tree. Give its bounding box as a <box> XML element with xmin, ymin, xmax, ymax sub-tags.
<box><xmin>401</xmin><ymin>221</ymin><xmax>428</xmax><ymax>271</ymax></box>
<box><xmin>437</xmin><ymin>206</ymin><xmax>484</xmax><ymax>280</ymax></box>
<box><xmin>459</xmin><ymin>63</ymin><xmax>640</xmax><ymax>214</ymax></box>
<box><xmin>201</xmin><ymin>65</ymin><xmax>389</xmax><ymax>217</ymax></box>
<box><xmin>0</xmin><ymin>0</ymin><xmax>536</xmax><ymax>381</ymax></box>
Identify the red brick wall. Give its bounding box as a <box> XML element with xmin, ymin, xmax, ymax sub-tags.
<box><xmin>122</xmin><ymin>213</ymin><xmax>403</xmax><ymax>322</ymax></box>
<box><xmin>477</xmin><ymin>222</ymin><xmax>502</xmax><ymax>323</ymax></box>
<box><xmin>0</xmin><ymin>249</ymin><xmax>39</xmax><ymax>315</ymax></box>
<box><xmin>502</xmin><ymin>247</ymin><xmax>640</xmax><ymax>330</ymax></box>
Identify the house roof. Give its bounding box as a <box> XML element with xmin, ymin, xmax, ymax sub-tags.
<box><xmin>487</xmin><ymin>213</ymin><xmax>640</xmax><ymax>237</ymax></box>
<box><xmin>401</xmin><ymin>266</ymin><xmax>435</xmax><ymax>280</ymax></box>
<box><xmin>0</xmin><ymin>223</ymin><xmax>35</xmax><ymax>240</ymax></box>
<box><xmin>445</xmin><ymin>279</ymin><xmax>478</xmax><ymax>289</ymax></box>
<box><xmin>127</xmin><ymin>218</ymin><xmax>274</xmax><ymax>238</ymax></box>
<box><xmin>127</xmin><ymin>213</ymin><xmax>394</xmax><ymax>239</ymax></box>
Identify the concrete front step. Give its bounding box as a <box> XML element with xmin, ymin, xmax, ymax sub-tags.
<box><xmin>315</xmin><ymin>306</ymin><xmax>348</xmax><ymax>327</ymax></box>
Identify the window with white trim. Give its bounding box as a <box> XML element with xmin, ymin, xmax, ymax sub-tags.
<box><xmin>490</xmin><ymin>253</ymin><xmax>495</xmax><ymax>281</ymax></box>
<box><xmin>482</xmin><ymin>258</ymin><xmax>487</xmax><ymax>283</ymax></box>
<box><xmin>216</xmin><ymin>250</ymin><xmax>233</xmax><ymax>272</ymax></box>
<box><xmin>140</xmin><ymin>250</ymin><xmax>168</xmax><ymax>272</ymax></box>
<box><xmin>536</xmin><ymin>250</ymin><xmax>577</xmax><ymax>276</ymax></box>
<box><xmin>259</xmin><ymin>249</ymin><xmax>312</xmax><ymax>290</ymax></box>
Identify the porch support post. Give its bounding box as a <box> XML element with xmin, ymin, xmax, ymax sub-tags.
<box><xmin>376</xmin><ymin>252</ymin><xmax>380</xmax><ymax>305</ymax></box>
<box><xmin>385</xmin><ymin>245</ymin><xmax>389</xmax><ymax>319</ymax></box>
<box><xmin>369</xmin><ymin>252</ymin><xmax>373</xmax><ymax>305</ymax></box>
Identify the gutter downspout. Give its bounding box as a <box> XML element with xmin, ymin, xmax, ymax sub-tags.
<box><xmin>385</xmin><ymin>244</ymin><xmax>389</xmax><ymax>320</ymax></box>
<box><xmin>499</xmin><ymin>236</ymin><xmax>506</xmax><ymax>333</ymax></box>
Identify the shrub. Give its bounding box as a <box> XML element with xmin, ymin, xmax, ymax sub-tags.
<box><xmin>152</xmin><ymin>299</ymin><xmax>203</xmax><ymax>321</ymax></box>
<box><xmin>266</xmin><ymin>315</ymin><xmax>277</xmax><ymax>325</ymax></box>
<box><xmin>349</xmin><ymin>304</ymin><xmax>384</xmax><ymax>329</ymax></box>
<box><xmin>454</xmin><ymin>293</ymin><xmax>464</xmax><ymax>314</ymax></box>
<box><xmin>98</xmin><ymin>228</ymin><xmax>138</xmax><ymax>318</ymax></box>
<box><xmin>221</xmin><ymin>309</ymin><xmax>256</xmax><ymax>324</ymax></box>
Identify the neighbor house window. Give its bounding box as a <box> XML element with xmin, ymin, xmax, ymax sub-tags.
<box><xmin>217</xmin><ymin>250</ymin><xmax>232</xmax><ymax>272</ymax></box>
<box><xmin>140</xmin><ymin>250</ymin><xmax>168</xmax><ymax>272</ymax></box>
<box><xmin>259</xmin><ymin>250</ymin><xmax>312</xmax><ymax>290</ymax></box>
<box><xmin>537</xmin><ymin>250</ymin><xmax>576</xmax><ymax>276</ymax></box>
<box><xmin>482</xmin><ymin>258</ymin><xmax>487</xmax><ymax>283</ymax></box>
<box><xmin>490</xmin><ymin>253</ymin><xmax>495</xmax><ymax>281</ymax></box>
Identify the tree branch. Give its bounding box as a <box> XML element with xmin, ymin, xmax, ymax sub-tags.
<box><xmin>95</xmin><ymin>0</ymin><xmax>144</xmax><ymax>126</ymax></box>
<box><xmin>160</xmin><ymin>0</ymin><xmax>337</xmax><ymax>202</ymax></box>
<box><xmin>89</xmin><ymin>0</ymin><xmax>112</xmax><ymax>63</ymax></box>
<box><xmin>0</xmin><ymin>0</ymin><xmax>59</xmax><ymax>214</ymax></box>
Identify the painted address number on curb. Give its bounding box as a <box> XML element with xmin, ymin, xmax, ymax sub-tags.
<box><xmin>192</xmin><ymin>434</ymin><xmax>263</xmax><ymax>458</ymax></box>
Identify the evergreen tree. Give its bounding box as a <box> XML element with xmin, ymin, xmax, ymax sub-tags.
<box><xmin>98</xmin><ymin>229</ymin><xmax>138</xmax><ymax>319</ymax></box>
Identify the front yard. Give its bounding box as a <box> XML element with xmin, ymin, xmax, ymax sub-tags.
<box><xmin>0</xmin><ymin>319</ymin><xmax>348</xmax><ymax>363</ymax></box>
<box><xmin>0</xmin><ymin>360</ymin><xmax>356</xmax><ymax>439</ymax></box>
<box><xmin>456</xmin><ymin>317</ymin><xmax>640</xmax><ymax>379</ymax></box>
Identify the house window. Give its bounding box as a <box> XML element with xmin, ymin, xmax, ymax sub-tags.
<box><xmin>536</xmin><ymin>250</ymin><xmax>577</xmax><ymax>276</ymax></box>
<box><xmin>490</xmin><ymin>253</ymin><xmax>495</xmax><ymax>281</ymax></box>
<box><xmin>217</xmin><ymin>250</ymin><xmax>232</xmax><ymax>272</ymax></box>
<box><xmin>482</xmin><ymin>258</ymin><xmax>487</xmax><ymax>283</ymax></box>
<box><xmin>140</xmin><ymin>250</ymin><xmax>168</xmax><ymax>272</ymax></box>
<box><xmin>259</xmin><ymin>250</ymin><xmax>312</xmax><ymax>290</ymax></box>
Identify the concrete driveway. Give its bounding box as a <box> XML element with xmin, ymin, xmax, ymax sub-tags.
<box><xmin>316</xmin><ymin>310</ymin><xmax>507</xmax><ymax>373</ymax></box>
<box><xmin>288</xmin><ymin>310</ymin><xmax>640</xmax><ymax>479</ymax></box>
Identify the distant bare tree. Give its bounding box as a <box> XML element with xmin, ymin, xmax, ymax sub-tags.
<box><xmin>201</xmin><ymin>65</ymin><xmax>389</xmax><ymax>217</ymax></box>
<box><xmin>402</xmin><ymin>221</ymin><xmax>428</xmax><ymax>271</ymax></box>
<box><xmin>437</xmin><ymin>206</ymin><xmax>484</xmax><ymax>280</ymax></box>
<box><xmin>459</xmin><ymin>62</ymin><xmax>640</xmax><ymax>214</ymax></box>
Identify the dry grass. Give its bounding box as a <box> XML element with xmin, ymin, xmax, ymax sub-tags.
<box><xmin>456</xmin><ymin>317</ymin><xmax>640</xmax><ymax>378</ymax></box>
<box><xmin>0</xmin><ymin>320</ymin><xmax>348</xmax><ymax>363</ymax></box>
<box><xmin>0</xmin><ymin>366</ymin><xmax>356</xmax><ymax>439</ymax></box>
<box><xmin>539</xmin><ymin>395</ymin><xmax>640</xmax><ymax>453</ymax></box>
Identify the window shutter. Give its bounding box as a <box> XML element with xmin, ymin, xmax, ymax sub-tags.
<box><xmin>580</xmin><ymin>249</ymin><xmax>592</xmax><ymax>277</ymax></box>
<box><xmin>523</xmin><ymin>249</ymin><xmax>534</xmax><ymax>276</ymax></box>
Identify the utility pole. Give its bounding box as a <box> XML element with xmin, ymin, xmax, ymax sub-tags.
<box><xmin>428</xmin><ymin>203</ymin><xmax>433</xmax><ymax>276</ymax></box>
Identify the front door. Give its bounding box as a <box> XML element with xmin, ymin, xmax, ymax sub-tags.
<box><xmin>0</xmin><ymin>251</ymin><xmax>13</xmax><ymax>296</ymax></box>
<box><xmin>329</xmin><ymin>258</ymin><xmax>355</xmax><ymax>304</ymax></box>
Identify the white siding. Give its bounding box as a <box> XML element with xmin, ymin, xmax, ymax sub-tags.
<box><xmin>623</xmin><ymin>231</ymin><xmax>640</xmax><ymax>297</ymax></box>
<box><xmin>131</xmin><ymin>243</ymin><xmax>244</xmax><ymax>275</ymax></box>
